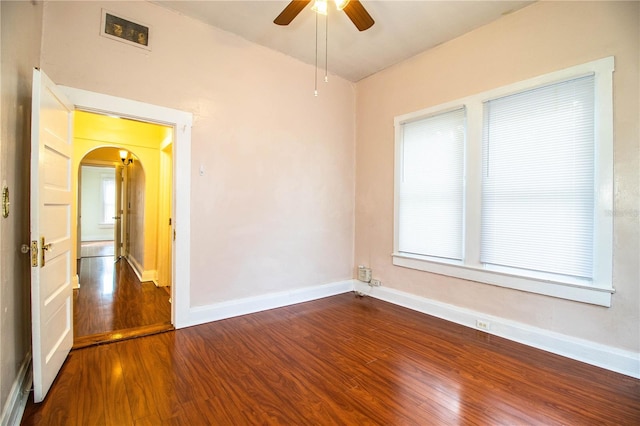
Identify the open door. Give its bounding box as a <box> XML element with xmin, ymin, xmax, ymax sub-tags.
<box><xmin>115</xmin><ymin>164</ymin><xmax>123</xmax><ymax>260</ymax></box>
<box><xmin>30</xmin><ymin>69</ymin><xmax>74</xmax><ymax>403</ymax></box>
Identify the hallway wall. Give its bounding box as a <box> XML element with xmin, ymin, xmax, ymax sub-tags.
<box><xmin>127</xmin><ymin>160</ymin><xmax>146</xmax><ymax>277</ymax></box>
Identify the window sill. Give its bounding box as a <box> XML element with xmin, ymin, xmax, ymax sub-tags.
<box><xmin>392</xmin><ymin>252</ymin><xmax>614</xmax><ymax>307</ymax></box>
<box><xmin>98</xmin><ymin>223</ymin><xmax>114</xmax><ymax>229</ymax></box>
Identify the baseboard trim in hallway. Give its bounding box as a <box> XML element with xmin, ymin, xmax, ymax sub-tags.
<box><xmin>72</xmin><ymin>323</ymin><xmax>174</xmax><ymax>350</ymax></box>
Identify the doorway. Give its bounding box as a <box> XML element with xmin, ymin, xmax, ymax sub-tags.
<box><xmin>60</xmin><ymin>83</ymin><xmax>192</xmax><ymax>329</ymax></box>
<box><xmin>29</xmin><ymin>75</ymin><xmax>193</xmax><ymax>401</ymax></box>
<box><xmin>73</xmin><ymin>113</ymin><xmax>174</xmax><ymax>347</ymax></box>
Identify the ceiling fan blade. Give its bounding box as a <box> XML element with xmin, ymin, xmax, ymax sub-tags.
<box><xmin>343</xmin><ymin>0</ymin><xmax>374</xmax><ymax>31</ymax></box>
<box><xmin>274</xmin><ymin>0</ymin><xmax>312</xmax><ymax>26</ymax></box>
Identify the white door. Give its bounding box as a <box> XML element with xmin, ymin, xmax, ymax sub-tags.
<box><xmin>30</xmin><ymin>69</ymin><xmax>74</xmax><ymax>403</ymax></box>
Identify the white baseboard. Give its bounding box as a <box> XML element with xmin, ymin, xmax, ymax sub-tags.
<box><xmin>125</xmin><ymin>256</ymin><xmax>156</xmax><ymax>282</ymax></box>
<box><xmin>353</xmin><ymin>281</ymin><xmax>640</xmax><ymax>379</ymax></box>
<box><xmin>141</xmin><ymin>269</ymin><xmax>157</xmax><ymax>282</ymax></box>
<box><xmin>0</xmin><ymin>352</ymin><xmax>32</xmax><ymax>426</ymax></box>
<box><xmin>181</xmin><ymin>279</ymin><xmax>354</xmax><ymax>328</ymax></box>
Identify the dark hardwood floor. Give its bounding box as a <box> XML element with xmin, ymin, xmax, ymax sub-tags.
<box><xmin>23</xmin><ymin>293</ymin><xmax>640</xmax><ymax>425</ymax></box>
<box><xmin>73</xmin><ymin>241</ymin><xmax>171</xmax><ymax>344</ymax></box>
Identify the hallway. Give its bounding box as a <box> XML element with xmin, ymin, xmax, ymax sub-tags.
<box><xmin>74</xmin><ymin>241</ymin><xmax>172</xmax><ymax>347</ymax></box>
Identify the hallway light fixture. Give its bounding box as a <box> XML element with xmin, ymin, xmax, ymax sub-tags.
<box><xmin>119</xmin><ymin>149</ymin><xmax>133</xmax><ymax>165</ymax></box>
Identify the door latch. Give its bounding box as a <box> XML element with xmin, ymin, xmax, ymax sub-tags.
<box><xmin>31</xmin><ymin>241</ymin><xmax>38</xmax><ymax>267</ymax></box>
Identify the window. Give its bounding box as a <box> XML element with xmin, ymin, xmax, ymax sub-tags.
<box><xmin>398</xmin><ymin>108</ymin><xmax>466</xmax><ymax>261</ymax></box>
<box><xmin>481</xmin><ymin>75</ymin><xmax>595</xmax><ymax>279</ymax></box>
<box><xmin>101</xmin><ymin>174</ymin><xmax>116</xmax><ymax>225</ymax></box>
<box><xmin>393</xmin><ymin>57</ymin><xmax>614</xmax><ymax>306</ymax></box>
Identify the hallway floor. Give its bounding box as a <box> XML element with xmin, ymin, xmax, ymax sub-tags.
<box><xmin>74</xmin><ymin>241</ymin><xmax>171</xmax><ymax>344</ymax></box>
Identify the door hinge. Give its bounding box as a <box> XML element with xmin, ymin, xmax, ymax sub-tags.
<box><xmin>173</xmin><ymin>230</ymin><xmax>176</xmax><ymax>241</ymax></box>
<box><xmin>2</xmin><ymin>185</ymin><xmax>9</xmax><ymax>218</ymax></box>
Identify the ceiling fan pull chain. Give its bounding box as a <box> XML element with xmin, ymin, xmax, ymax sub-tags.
<box><xmin>324</xmin><ymin>8</ymin><xmax>329</xmax><ymax>83</ymax></box>
<box><xmin>314</xmin><ymin>11</ymin><xmax>319</xmax><ymax>96</ymax></box>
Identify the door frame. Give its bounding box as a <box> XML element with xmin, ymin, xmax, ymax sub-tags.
<box><xmin>60</xmin><ymin>86</ymin><xmax>192</xmax><ymax>328</ymax></box>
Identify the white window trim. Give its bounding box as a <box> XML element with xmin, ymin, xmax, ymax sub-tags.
<box><xmin>393</xmin><ymin>57</ymin><xmax>614</xmax><ymax>307</ymax></box>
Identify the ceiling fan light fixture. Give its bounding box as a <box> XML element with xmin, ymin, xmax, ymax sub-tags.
<box><xmin>334</xmin><ymin>0</ymin><xmax>349</xmax><ymax>10</ymax></box>
<box><xmin>311</xmin><ymin>0</ymin><xmax>328</xmax><ymax>15</ymax></box>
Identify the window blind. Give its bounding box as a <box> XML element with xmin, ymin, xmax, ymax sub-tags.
<box><xmin>399</xmin><ymin>108</ymin><xmax>465</xmax><ymax>260</ymax></box>
<box><xmin>481</xmin><ymin>75</ymin><xmax>595</xmax><ymax>278</ymax></box>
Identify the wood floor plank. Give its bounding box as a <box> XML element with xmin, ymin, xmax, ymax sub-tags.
<box><xmin>116</xmin><ymin>332</ymin><xmax>183</xmax><ymax>421</ymax></box>
<box><xmin>22</xmin><ymin>293</ymin><xmax>640</xmax><ymax>425</ymax></box>
<box><xmin>21</xmin><ymin>350</ymin><xmax>84</xmax><ymax>425</ymax></box>
<box><xmin>74</xmin><ymin>255</ymin><xmax>170</xmax><ymax>339</ymax></box>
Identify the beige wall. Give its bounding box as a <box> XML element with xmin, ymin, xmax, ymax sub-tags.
<box><xmin>355</xmin><ymin>1</ymin><xmax>639</xmax><ymax>352</ymax></box>
<box><xmin>40</xmin><ymin>1</ymin><xmax>356</xmax><ymax>306</ymax></box>
<box><xmin>0</xmin><ymin>0</ymin><xmax>43</xmax><ymax>415</ymax></box>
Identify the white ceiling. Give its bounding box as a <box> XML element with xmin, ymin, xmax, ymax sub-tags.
<box><xmin>154</xmin><ymin>1</ymin><xmax>533</xmax><ymax>82</ymax></box>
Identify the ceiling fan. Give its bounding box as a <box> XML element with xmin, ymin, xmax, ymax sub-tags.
<box><xmin>274</xmin><ymin>0</ymin><xmax>375</xmax><ymax>31</ymax></box>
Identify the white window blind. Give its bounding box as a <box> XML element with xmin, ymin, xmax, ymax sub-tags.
<box><xmin>398</xmin><ymin>108</ymin><xmax>466</xmax><ymax>260</ymax></box>
<box><xmin>481</xmin><ymin>75</ymin><xmax>595</xmax><ymax>279</ymax></box>
<box><xmin>102</xmin><ymin>175</ymin><xmax>116</xmax><ymax>224</ymax></box>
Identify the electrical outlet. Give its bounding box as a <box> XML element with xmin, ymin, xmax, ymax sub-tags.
<box><xmin>370</xmin><ymin>279</ymin><xmax>382</xmax><ymax>287</ymax></box>
<box><xmin>475</xmin><ymin>319</ymin><xmax>490</xmax><ymax>331</ymax></box>
<box><xmin>358</xmin><ymin>266</ymin><xmax>372</xmax><ymax>282</ymax></box>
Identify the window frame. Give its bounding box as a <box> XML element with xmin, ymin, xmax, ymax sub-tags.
<box><xmin>393</xmin><ymin>57</ymin><xmax>614</xmax><ymax>306</ymax></box>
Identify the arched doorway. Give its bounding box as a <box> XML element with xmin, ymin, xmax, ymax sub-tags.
<box><xmin>73</xmin><ymin>112</ymin><xmax>174</xmax><ymax>346</ymax></box>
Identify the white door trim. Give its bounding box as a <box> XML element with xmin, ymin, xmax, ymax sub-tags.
<box><xmin>60</xmin><ymin>86</ymin><xmax>192</xmax><ymax>328</ymax></box>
